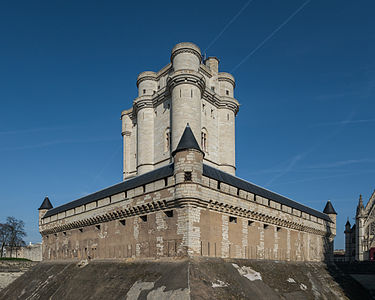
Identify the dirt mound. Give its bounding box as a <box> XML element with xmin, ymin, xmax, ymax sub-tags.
<box><xmin>0</xmin><ymin>258</ymin><xmax>372</xmax><ymax>299</ymax></box>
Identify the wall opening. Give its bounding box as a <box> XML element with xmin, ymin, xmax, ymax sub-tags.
<box><xmin>140</xmin><ymin>215</ymin><xmax>147</xmax><ymax>222</ymax></box>
<box><xmin>95</xmin><ymin>225</ymin><xmax>101</xmax><ymax>230</ymax></box>
<box><xmin>164</xmin><ymin>210</ymin><xmax>174</xmax><ymax>218</ymax></box>
<box><xmin>184</xmin><ymin>171</ymin><xmax>192</xmax><ymax>181</ymax></box>
<box><xmin>229</xmin><ymin>216</ymin><xmax>237</xmax><ymax>224</ymax></box>
<box><xmin>120</xmin><ymin>219</ymin><xmax>126</xmax><ymax>226</ymax></box>
<box><xmin>248</xmin><ymin>220</ymin><xmax>254</xmax><ymax>226</ymax></box>
<box><xmin>263</xmin><ymin>224</ymin><xmax>269</xmax><ymax>230</ymax></box>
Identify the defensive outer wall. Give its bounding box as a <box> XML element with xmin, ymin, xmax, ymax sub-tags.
<box><xmin>38</xmin><ymin>43</ymin><xmax>336</xmax><ymax>262</ymax></box>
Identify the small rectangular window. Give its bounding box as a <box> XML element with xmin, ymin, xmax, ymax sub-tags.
<box><xmin>217</xmin><ymin>181</ymin><xmax>221</xmax><ymax>190</ymax></box>
<box><xmin>237</xmin><ymin>188</ymin><xmax>240</xmax><ymax>196</ymax></box>
<box><xmin>63</xmin><ymin>232</ymin><xmax>67</xmax><ymax>236</ymax></box>
<box><xmin>120</xmin><ymin>219</ymin><xmax>126</xmax><ymax>226</ymax></box>
<box><xmin>54</xmin><ymin>233</ymin><xmax>57</xmax><ymax>237</ymax></box>
<box><xmin>263</xmin><ymin>224</ymin><xmax>269</xmax><ymax>229</ymax></box>
<box><xmin>277</xmin><ymin>227</ymin><xmax>281</xmax><ymax>232</ymax></box>
<box><xmin>142</xmin><ymin>185</ymin><xmax>146</xmax><ymax>193</ymax></box>
<box><xmin>143</xmin><ymin>89</ymin><xmax>146</xmax><ymax>94</ymax></box>
<box><xmin>164</xmin><ymin>178</ymin><xmax>168</xmax><ymax>186</ymax></box>
<box><xmin>95</xmin><ymin>225</ymin><xmax>101</xmax><ymax>230</ymax></box>
<box><xmin>79</xmin><ymin>228</ymin><xmax>83</xmax><ymax>233</ymax></box>
<box><xmin>164</xmin><ymin>210</ymin><xmax>173</xmax><ymax>218</ymax></box>
<box><xmin>140</xmin><ymin>215</ymin><xmax>147</xmax><ymax>222</ymax></box>
<box><xmin>248</xmin><ymin>220</ymin><xmax>254</xmax><ymax>226</ymax></box>
<box><xmin>226</xmin><ymin>90</ymin><xmax>229</xmax><ymax>95</ymax></box>
<box><xmin>229</xmin><ymin>216</ymin><xmax>237</xmax><ymax>223</ymax></box>
<box><xmin>184</xmin><ymin>171</ymin><xmax>192</xmax><ymax>181</ymax></box>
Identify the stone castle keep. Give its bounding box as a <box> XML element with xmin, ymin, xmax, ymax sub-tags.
<box><xmin>38</xmin><ymin>42</ymin><xmax>336</xmax><ymax>261</ymax></box>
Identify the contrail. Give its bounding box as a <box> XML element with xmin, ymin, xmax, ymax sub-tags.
<box><xmin>204</xmin><ymin>0</ymin><xmax>254</xmax><ymax>53</ymax></box>
<box><xmin>231</xmin><ymin>0</ymin><xmax>312</xmax><ymax>72</ymax></box>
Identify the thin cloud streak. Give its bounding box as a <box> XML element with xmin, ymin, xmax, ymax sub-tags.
<box><xmin>312</xmin><ymin>119</ymin><xmax>375</xmax><ymax>127</ymax></box>
<box><xmin>1</xmin><ymin>137</ymin><xmax>119</xmax><ymax>151</ymax></box>
<box><xmin>0</xmin><ymin>126</ymin><xmax>73</xmax><ymax>135</ymax></box>
<box><xmin>308</xmin><ymin>159</ymin><xmax>375</xmax><ymax>169</ymax></box>
<box><xmin>265</xmin><ymin>112</ymin><xmax>355</xmax><ymax>185</ymax></box>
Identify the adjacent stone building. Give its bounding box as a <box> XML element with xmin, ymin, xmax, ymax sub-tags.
<box><xmin>345</xmin><ymin>191</ymin><xmax>375</xmax><ymax>261</ymax></box>
<box><xmin>38</xmin><ymin>42</ymin><xmax>336</xmax><ymax>262</ymax></box>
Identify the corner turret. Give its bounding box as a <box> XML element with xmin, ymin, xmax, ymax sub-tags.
<box><xmin>38</xmin><ymin>196</ymin><xmax>53</xmax><ymax>226</ymax></box>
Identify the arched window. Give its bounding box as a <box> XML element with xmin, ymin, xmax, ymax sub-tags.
<box><xmin>201</xmin><ymin>128</ymin><xmax>208</xmax><ymax>152</ymax></box>
<box><xmin>165</xmin><ymin>127</ymin><xmax>171</xmax><ymax>152</ymax></box>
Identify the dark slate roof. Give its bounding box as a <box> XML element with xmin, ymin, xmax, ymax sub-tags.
<box><xmin>39</xmin><ymin>197</ymin><xmax>53</xmax><ymax>210</ymax></box>
<box><xmin>345</xmin><ymin>219</ymin><xmax>351</xmax><ymax>226</ymax></box>
<box><xmin>323</xmin><ymin>200</ymin><xmax>337</xmax><ymax>215</ymax></box>
<box><xmin>172</xmin><ymin>124</ymin><xmax>204</xmax><ymax>156</ymax></box>
<box><xmin>43</xmin><ymin>164</ymin><xmax>174</xmax><ymax>218</ymax></box>
<box><xmin>203</xmin><ymin>164</ymin><xmax>331</xmax><ymax>222</ymax></box>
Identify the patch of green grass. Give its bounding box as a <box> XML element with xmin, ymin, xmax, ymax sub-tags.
<box><xmin>0</xmin><ymin>257</ymin><xmax>31</xmax><ymax>261</ymax></box>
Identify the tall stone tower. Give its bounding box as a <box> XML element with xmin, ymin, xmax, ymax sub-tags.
<box><xmin>356</xmin><ymin>195</ymin><xmax>366</xmax><ymax>261</ymax></box>
<box><xmin>121</xmin><ymin>42</ymin><xmax>239</xmax><ymax>180</ymax></box>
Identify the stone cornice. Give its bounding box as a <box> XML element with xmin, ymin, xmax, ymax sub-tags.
<box><xmin>136</xmin><ymin>71</ymin><xmax>157</xmax><ymax>87</ymax></box>
<box><xmin>218</xmin><ymin>72</ymin><xmax>235</xmax><ymax>88</ymax></box>
<box><xmin>133</xmin><ymin>96</ymin><xmax>154</xmax><ymax>114</ymax></box>
<box><xmin>170</xmin><ymin>43</ymin><xmax>201</xmax><ymax>63</ymax></box>
<box><xmin>202</xmin><ymin>89</ymin><xmax>239</xmax><ymax>114</ymax></box>
<box><xmin>167</xmin><ymin>70</ymin><xmax>206</xmax><ymax>92</ymax></box>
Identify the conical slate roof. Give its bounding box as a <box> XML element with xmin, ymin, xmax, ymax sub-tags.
<box><xmin>323</xmin><ymin>200</ymin><xmax>337</xmax><ymax>215</ymax></box>
<box><xmin>172</xmin><ymin>124</ymin><xmax>204</xmax><ymax>156</ymax></box>
<box><xmin>345</xmin><ymin>218</ymin><xmax>351</xmax><ymax>226</ymax></box>
<box><xmin>39</xmin><ymin>196</ymin><xmax>53</xmax><ymax>210</ymax></box>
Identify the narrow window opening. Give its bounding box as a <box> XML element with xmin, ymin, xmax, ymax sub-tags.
<box><xmin>237</xmin><ymin>188</ymin><xmax>240</xmax><ymax>196</ymax></box>
<box><xmin>167</xmin><ymin>103</ymin><xmax>170</xmax><ymax>109</ymax></box>
<box><xmin>277</xmin><ymin>227</ymin><xmax>281</xmax><ymax>232</ymax></box>
<box><xmin>180</xmin><ymin>89</ymin><xmax>181</xmax><ymax>97</ymax></box>
<box><xmin>191</xmin><ymin>89</ymin><xmax>193</xmax><ymax>97</ymax></box>
<box><xmin>229</xmin><ymin>216</ymin><xmax>237</xmax><ymax>223</ymax></box>
<box><xmin>165</xmin><ymin>129</ymin><xmax>171</xmax><ymax>152</ymax></box>
<box><xmin>140</xmin><ymin>215</ymin><xmax>147</xmax><ymax>222</ymax></box>
<box><xmin>211</xmin><ymin>86</ymin><xmax>215</xmax><ymax>92</ymax></box>
<box><xmin>158</xmin><ymin>85</ymin><xmax>160</xmax><ymax>89</ymax></box>
<box><xmin>201</xmin><ymin>130</ymin><xmax>207</xmax><ymax>152</ymax></box>
<box><xmin>248</xmin><ymin>220</ymin><xmax>254</xmax><ymax>226</ymax></box>
<box><xmin>165</xmin><ymin>210</ymin><xmax>174</xmax><ymax>218</ymax></box>
<box><xmin>227</xmin><ymin>114</ymin><xmax>229</xmax><ymax>121</ymax></box>
<box><xmin>125</xmin><ymin>190</ymin><xmax>128</xmax><ymax>198</ymax></box>
<box><xmin>63</xmin><ymin>232</ymin><xmax>67</xmax><ymax>236</ymax></box>
<box><xmin>184</xmin><ymin>171</ymin><xmax>192</xmax><ymax>181</ymax></box>
<box><xmin>95</xmin><ymin>225</ymin><xmax>101</xmax><ymax>230</ymax></box>
<box><xmin>263</xmin><ymin>224</ymin><xmax>269</xmax><ymax>229</ymax></box>
<box><xmin>143</xmin><ymin>89</ymin><xmax>146</xmax><ymax>94</ymax></box>
<box><xmin>211</xmin><ymin>109</ymin><xmax>214</xmax><ymax>117</ymax></box>
<box><xmin>142</xmin><ymin>185</ymin><xmax>146</xmax><ymax>193</ymax></box>
<box><xmin>54</xmin><ymin>233</ymin><xmax>57</xmax><ymax>237</ymax></box>
<box><xmin>164</xmin><ymin>177</ymin><xmax>168</xmax><ymax>186</ymax></box>
<box><xmin>226</xmin><ymin>90</ymin><xmax>229</xmax><ymax>96</ymax></box>
<box><xmin>120</xmin><ymin>219</ymin><xmax>126</xmax><ymax>226</ymax></box>
<box><xmin>217</xmin><ymin>181</ymin><xmax>221</xmax><ymax>190</ymax></box>
<box><xmin>79</xmin><ymin>228</ymin><xmax>83</xmax><ymax>233</ymax></box>
<box><xmin>202</xmin><ymin>103</ymin><xmax>205</xmax><ymax>112</ymax></box>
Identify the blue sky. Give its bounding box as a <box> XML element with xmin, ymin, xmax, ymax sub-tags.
<box><xmin>0</xmin><ymin>0</ymin><xmax>374</xmax><ymax>249</ymax></box>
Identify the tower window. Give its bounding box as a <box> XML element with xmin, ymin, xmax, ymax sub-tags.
<box><xmin>165</xmin><ymin>128</ymin><xmax>171</xmax><ymax>152</ymax></box>
<box><xmin>211</xmin><ymin>86</ymin><xmax>215</xmax><ymax>92</ymax></box>
<box><xmin>119</xmin><ymin>219</ymin><xmax>126</xmax><ymax>226</ymax></box>
<box><xmin>226</xmin><ymin>90</ymin><xmax>229</xmax><ymax>96</ymax></box>
<box><xmin>143</xmin><ymin>89</ymin><xmax>146</xmax><ymax>94</ymax></box>
<box><xmin>95</xmin><ymin>225</ymin><xmax>101</xmax><ymax>230</ymax></box>
<box><xmin>191</xmin><ymin>89</ymin><xmax>193</xmax><ymax>97</ymax></box>
<box><xmin>184</xmin><ymin>171</ymin><xmax>192</xmax><ymax>181</ymax></box>
<box><xmin>140</xmin><ymin>215</ymin><xmax>147</xmax><ymax>222</ymax></box>
<box><xmin>248</xmin><ymin>220</ymin><xmax>254</xmax><ymax>226</ymax></box>
<box><xmin>201</xmin><ymin>130</ymin><xmax>207</xmax><ymax>152</ymax></box>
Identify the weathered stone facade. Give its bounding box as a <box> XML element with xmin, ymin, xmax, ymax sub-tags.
<box><xmin>38</xmin><ymin>42</ymin><xmax>336</xmax><ymax>262</ymax></box>
<box><xmin>121</xmin><ymin>42</ymin><xmax>238</xmax><ymax>179</ymax></box>
<box><xmin>345</xmin><ymin>191</ymin><xmax>375</xmax><ymax>261</ymax></box>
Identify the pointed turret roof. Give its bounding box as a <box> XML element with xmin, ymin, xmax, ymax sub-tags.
<box><xmin>356</xmin><ymin>194</ymin><xmax>365</xmax><ymax>216</ymax></box>
<box><xmin>345</xmin><ymin>218</ymin><xmax>351</xmax><ymax>227</ymax></box>
<box><xmin>39</xmin><ymin>196</ymin><xmax>53</xmax><ymax>210</ymax></box>
<box><xmin>323</xmin><ymin>200</ymin><xmax>337</xmax><ymax>215</ymax></box>
<box><xmin>172</xmin><ymin>124</ymin><xmax>204</xmax><ymax>156</ymax></box>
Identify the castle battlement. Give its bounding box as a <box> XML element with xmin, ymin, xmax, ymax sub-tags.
<box><xmin>39</xmin><ymin>43</ymin><xmax>336</xmax><ymax>262</ymax></box>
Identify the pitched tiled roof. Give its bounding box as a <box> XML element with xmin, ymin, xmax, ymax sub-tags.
<box><xmin>43</xmin><ymin>164</ymin><xmax>174</xmax><ymax>218</ymax></box>
<box><xmin>203</xmin><ymin>164</ymin><xmax>331</xmax><ymax>222</ymax></box>
<box><xmin>172</xmin><ymin>124</ymin><xmax>204</xmax><ymax>156</ymax></box>
<box><xmin>39</xmin><ymin>197</ymin><xmax>53</xmax><ymax>210</ymax></box>
<box><xmin>323</xmin><ymin>200</ymin><xmax>337</xmax><ymax>215</ymax></box>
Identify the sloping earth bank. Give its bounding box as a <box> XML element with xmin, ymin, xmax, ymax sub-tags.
<box><xmin>0</xmin><ymin>258</ymin><xmax>372</xmax><ymax>300</ymax></box>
